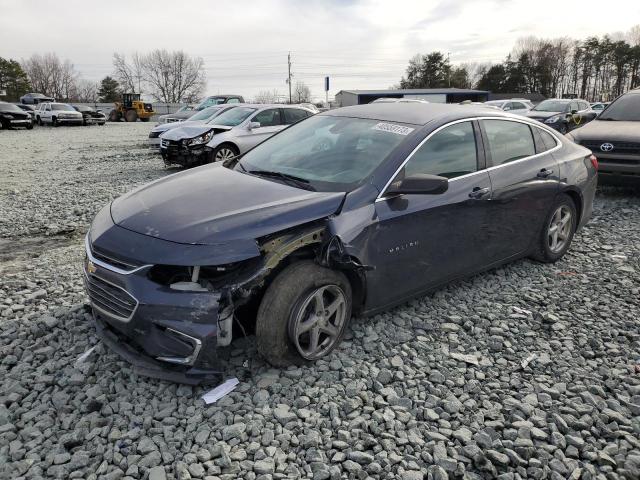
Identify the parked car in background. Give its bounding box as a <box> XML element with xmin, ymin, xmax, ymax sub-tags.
<box><xmin>526</xmin><ymin>98</ymin><xmax>597</xmax><ymax>133</ymax></box>
<box><xmin>20</xmin><ymin>92</ymin><xmax>55</xmax><ymax>104</ymax></box>
<box><xmin>567</xmin><ymin>89</ymin><xmax>640</xmax><ymax>185</ymax></box>
<box><xmin>84</xmin><ymin>103</ymin><xmax>596</xmax><ymax>382</ymax></box>
<box><xmin>484</xmin><ymin>99</ymin><xmax>533</xmax><ymax>115</ymax></box>
<box><xmin>297</xmin><ymin>103</ymin><xmax>320</xmax><ymax>113</ymax></box>
<box><xmin>35</xmin><ymin>102</ymin><xmax>83</xmax><ymax>126</ymax></box>
<box><xmin>72</xmin><ymin>105</ymin><xmax>107</xmax><ymax>125</ymax></box>
<box><xmin>158</xmin><ymin>95</ymin><xmax>246</xmax><ymax>124</ymax></box>
<box><xmin>0</xmin><ymin>102</ymin><xmax>33</xmax><ymax>129</ymax></box>
<box><xmin>590</xmin><ymin>102</ymin><xmax>610</xmax><ymax>116</ymax></box>
<box><xmin>160</xmin><ymin>104</ymin><xmax>313</xmax><ymax>167</ymax></box>
<box><xmin>156</xmin><ymin>104</ymin><xmax>196</xmax><ymax>124</ymax></box>
<box><xmin>149</xmin><ymin>105</ymin><xmax>240</xmax><ymax>147</ymax></box>
<box><xmin>372</xmin><ymin>97</ymin><xmax>429</xmax><ymax>104</ymax></box>
<box><xmin>16</xmin><ymin>104</ymin><xmax>37</xmax><ymax>120</ymax></box>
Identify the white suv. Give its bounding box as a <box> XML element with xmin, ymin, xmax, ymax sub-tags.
<box><xmin>35</xmin><ymin>102</ymin><xmax>83</xmax><ymax>126</ymax></box>
<box><xmin>484</xmin><ymin>99</ymin><xmax>533</xmax><ymax>115</ymax></box>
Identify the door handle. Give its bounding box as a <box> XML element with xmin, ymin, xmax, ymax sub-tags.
<box><xmin>468</xmin><ymin>186</ymin><xmax>490</xmax><ymax>199</ymax></box>
<box><xmin>537</xmin><ymin>168</ymin><xmax>554</xmax><ymax>178</ymax></box>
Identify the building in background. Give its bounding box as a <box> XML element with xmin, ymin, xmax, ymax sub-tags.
<box><xmin>335</xmin><ymin>88</ymin><xmax>489</xmax><ymax>107</ymax></box>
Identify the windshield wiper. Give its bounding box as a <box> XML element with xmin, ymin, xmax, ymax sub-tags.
<box><xmin>248</xmin><ymin>169</ymin><xmax>316</xmax><ymax>191</ymax></box>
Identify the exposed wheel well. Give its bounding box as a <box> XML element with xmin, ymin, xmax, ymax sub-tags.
<box><xmin>562</xmin><ymin>189</ymin><xmax>582</xmax><ymax>230</ymax></box>
<box><xmin>215</xmin><ymin>142</ymin><xmax>239</xmax><ymax>154</ymax></box>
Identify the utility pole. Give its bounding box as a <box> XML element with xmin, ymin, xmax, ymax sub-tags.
<box><xmin>447</xmin><ymin>52</ymin><xmax>451</xmax><ymax>87</ymax></box>
<box><xmin>287</xmin><ymin>52</ymin><xmax>292</xmax><ymax>104</ymax></box>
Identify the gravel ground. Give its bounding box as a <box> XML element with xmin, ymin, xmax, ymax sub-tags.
<box><xmin>1</xmin><ymin>124</ymin><xmax>639</xmax><ymax>480</ymax></box>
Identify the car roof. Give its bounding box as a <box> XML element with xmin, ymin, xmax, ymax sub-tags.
<box><xmin>321</xmin><ymin>103</ymin><xmax>511</xmax><ymax>125</ymax></box>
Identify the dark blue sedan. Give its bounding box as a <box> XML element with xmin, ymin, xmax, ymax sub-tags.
<box><xmin>84</xmin><ymin>103</ymin><xmax>597</xmax><ymax>383</ymax></box>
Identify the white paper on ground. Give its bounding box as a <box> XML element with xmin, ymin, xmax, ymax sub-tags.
<box><xmin>75</xmin><ymin>346</ymin><xmax>96</xmax><ymax>367</ymax></box>
<box><xmin>202</xmin><ymin>377</ymin><xmax>239</xmax><ymax>404</ymax></box>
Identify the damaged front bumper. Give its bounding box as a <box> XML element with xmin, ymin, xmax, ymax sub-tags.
<box><xmin>83</xmin><ymin>234</ymin><xmax>235</xmax><ymax>384</ymax></box>
<box><xmin>160</xmin><ymin>140</ymin><xmax>210</xmax><ymax>167</ymax></box>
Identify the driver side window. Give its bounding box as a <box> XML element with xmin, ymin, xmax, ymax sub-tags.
<box><xmin>252</xmin><ymin>108</ymin><xmax>282</xmax><ymax>127</ymax></box>
<box><xmin>404</xmin><ymin>121</ymin><xmax>478</xmax><ymax>179</ymax></box>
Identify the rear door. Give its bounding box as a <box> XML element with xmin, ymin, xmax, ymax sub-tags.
<box><xmin>368</xmin><ymin>120</ymin><xmax>493</xmax><ymax>307</ymax></box>
<box><xmin>480</xmin><ymin>119</ymin><xmax>559</xmax><ymax>262</ymax></box>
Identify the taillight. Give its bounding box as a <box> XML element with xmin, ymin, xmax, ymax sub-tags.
<box><xmin>589</xmin><ymin>154</ymin><xmax>598</xmax><ymax>170</ymax></box>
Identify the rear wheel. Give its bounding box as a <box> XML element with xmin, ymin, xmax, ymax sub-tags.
<box><xmin>124</xmin><ymin>110</ymin><xmax>138</xmax><ymax>122</ymax></box>
<box><xmin>26</xmin><ymin>121</ymin><xmax>33</xmax><ymax>130</ymax></box>
<box><xmin>530</xmin><ymin>194</ymin><xmax>577</xmax><ymax>263</ymax></box>
<box><xmin>256</xmin><ymin>261</ymin><xmax>352</xmax><ymax>367</ymax></box>
<box><xmin>212</xmin><ymin>144</ymin><xmax>239</xmax><ymax>163</ymax></box>
<box><xmin>558</xmin><ymin>123</ymin><xmax>568</xmax><ymax>134</ymax></box>
<box><xmin>108</xmin><ymin>110</ymin><xmax>119</xmax><ymax>122</ymax></box>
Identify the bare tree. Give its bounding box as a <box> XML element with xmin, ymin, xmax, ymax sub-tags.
<box><xmin>254</xmin><ymin>89</ymin><xmax>281</xmax><ymax>103</ymax></box>
<box><xmin>140</xmin><ymin>50</ymin><xmax>206</xmax><ymax>103</ymax></box>
<box><xmin>74</xmin><ymin>79</ymin><xmax>99</xmax><ymax>103</ymax></box>
<box><xmin>113</xmin><ymin>53</ymin><xmax>144</xmax><ymax>93</ymax></box>
<box><xmin>21</xmin><ymin>53</ymin><xmax>79</xmax><ymax>101</ymax></box>
<box><xmin>292</xmin><ymin>81</ymin><xmax>311</xmax><ymax>103</ymax></box>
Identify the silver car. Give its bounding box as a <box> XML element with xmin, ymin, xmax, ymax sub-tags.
<box><xmin>159</xmin><ymin>104</ymin><xmax>314</xmax><ymax>167</ymax></box>
<box><xmin>148</xmin><ymin>105</ymin><xmax>239</xmax><ymax>147</ymax></box>
<box><xmin>484</xmin><ymin>99</ymin><xmax>533</xmax><ymax>115</ymax></box>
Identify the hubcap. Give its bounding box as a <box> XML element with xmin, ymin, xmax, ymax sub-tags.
<box><xmin>215</xmin><ymin>148</ymin><xmax>236</xmax><ymax>161</ymax></box>
<box><xmin>547</xmin><ymin>205</ymin><xmax>572</xmax><ymax>254</ymax></box>
<box><xmin>290</xmin><ymin>285</ymin><xmax>347</xmax><ymax>360</ymax></box>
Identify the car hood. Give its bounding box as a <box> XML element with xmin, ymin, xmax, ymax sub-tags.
<box><xmin>110</xmin><ymin>164</ymin><xmax>345</xmax><ymax>245</ymax></box>
<box><xmin>526</xmin><ymin>110</ymin><xmax>561</xmax><ymax>119</ymax></box>
<box><xmin>160</xmin><ymin>124</ymin><xmax>232</xmax><ymax>141</ymax></box>
<box><xmin>569</xmin><ymin>120</ymin><xmax>640</xmax><ymax>142</ymax></box>
<box><xmin>152</xmin><ymin>120</ymin><xmax>208</xmax><ymax>135</ymax></box>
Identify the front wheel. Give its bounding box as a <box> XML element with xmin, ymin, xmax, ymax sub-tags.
<box><xmin>36</xmin><ymin>116</ymin><xmax>42</xmax><ymax>126</ymax></box>
<box><xmin>256</xmin><ymin>261</ymin><xmax>352</xmax><ymax>367</ymax></box>
<box><xmin>211</xmin><ymin>144</ymin><xmax>239</xmax><ymax>163</ymax></box>
<box><xmin>26</xmin><ymin>122</ymin><xmax>33</xmax><ymax>130</ymax></box>
<box><xmin>530</xmin><ymin>194</ymin><xmax>577</xmax><ymax>263</ymax></box>
<box><xmin>52</xmin><ymin>117</ymin><xmax>58</xmax><ymax>127</ymax></box>
<box><xmin>558</xmin><ymin>123</ymin><xmax>568</xmax><ymax>134</ymax></box>
<box><xmin>124</xmin><ymin>110</ymin><xmax>138</xmax><ymax>122</ymax></box>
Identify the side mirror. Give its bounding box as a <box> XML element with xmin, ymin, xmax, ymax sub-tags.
<box><xmin>385</xmin><ymin>174</ymin><xmax>449</xmax><ymax>196</ymax></box>
<box><xmin>570</xmin><ymin>109</ymin><xmax>578</xmax><ymax>115</ymax></box>
<box><xmin>248</xmin><ymin>121</ymin><xmax>261</xmax><ymax>130</ymax></box>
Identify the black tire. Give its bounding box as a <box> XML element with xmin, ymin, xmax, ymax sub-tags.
<box><xmin>211</xmin><ymin>143</ymin><xmax>239</xmax><ymax>163</ymax></box>
<box><xmin>256</xmin><ymin>261</ymin><xmax>352</xmax><ymax>367</ymax></box>
<box><xmin>530</xmin><ymin>193</ymin><xmax>577</xmax><ymax>263</ymax></box>
<box><xmin>108</xmin><ymin>110</ymin><xmax>119</xmax><ymax>122</ymax></box>
<box><xmin>558</xmin><ymin>123</ymin><xmax>568</xmax><ymax>134</ymax></box>
<box><xmin>26</xmin><ymin>122</ymin><xmax>33</xmax><ymax>130</ymax></box>
<box><xmin>52</xmin><ymin>117</ymin><xmax>58</xmax><ymax>127</ymax></box>
<box><xmin>124</xmin><ymin>110</ymin><xmax>138</xmax><ymax>122</ymax></box>
<box><xmin>37</xmin><ymin>116</ymin><xmax>42</xmax><ymax>126</ymax></box>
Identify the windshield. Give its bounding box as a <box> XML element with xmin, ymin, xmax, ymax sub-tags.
<box><xmin>188</xmin><ymin>106</ymin><xmax>223</xmax><ymax>122</ymax></box>
<box><xmin>210</xmin><ymin>107</ymin><xmax>255</xmax><ymax>126</ymax></box>
<box><xmin>51</xmin><ymin>104</ymin><xmax>75</xmax><ymax>111</ymax></box>
<box><xmin>0</xmin><ymin>103</ymin><xmax>25</xmax><ymax>113</ymax></box>
<box><xmin>533</xmin><ymin>100</ymin><xmax>570</xmax><ymax>112</ymax></box>
<box><xmin>237</xmin><ymin>115</ymin><xmax>413</xmax><ymax>192</ymax></box>
<box><xmin>599</xmin><ymin>94</ymin><xmax>640</xmax><ymax>121</ymax></box>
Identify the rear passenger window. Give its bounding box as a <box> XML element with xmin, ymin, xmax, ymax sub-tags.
<box><xmin>537</xmin><ymin>128</ymin><xmax>558</xmax><ymax>151</ymax></box>
<box><xmin>404</xmin><ymin>121</ymin><xmax>477</xmax><ymax>179</ymax></box>
<box><xmin>483</xmin><ymin>120</ymin><xmax>535</xmax><ymax>166</ymax></box>
<box><xmin>283</xmin><ymin>108</ymin><xmax>310</xmax><ymax>125</ymax></box>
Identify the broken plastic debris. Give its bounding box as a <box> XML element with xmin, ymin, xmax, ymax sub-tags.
<box><xmin>521</xmin><ymin>353</ymin><xmax>537</xmax><ymax>369</ymax></box>
<box><xmin>74</xmin><ymin>346</ymin><xmax>96</xmax><ymax>367</ymax></box>
<box><xmin>449</xmin><ymin>352</ymin><xmax>480</xmax><ymax>365</ymax></box>
<box><xmin>202</xmin><ymin>377</ymin><xmax>239</xmax><ymax>404</ymax></box>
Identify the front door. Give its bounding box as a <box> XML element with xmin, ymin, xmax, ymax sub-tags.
<box><xmin>365</xmin><ymin>120</ymin><xmax>494</xmax><ymax>308</ymax></box>
<box><xmin>241</xmin><ymin>108</ymin><xmax>286</xmax><ymax>151</ymax></box>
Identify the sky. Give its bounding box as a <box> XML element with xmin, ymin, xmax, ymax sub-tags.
<box><xmin>1</xmin><ymin>0</ymin><xmax>639</xmax><ymax>102</ymax></box>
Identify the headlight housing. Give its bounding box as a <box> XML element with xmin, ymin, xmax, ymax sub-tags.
<box><xmin>545</xmin><ymin>115</ymin><xmax>562</xmax><ymax>124</ymax></box>
<box><xmin>1</xmin><ymin>114</ymin><xmax>13</xmax><ymax>119</ymax></box>
<box><xmin>184</xmin><ymin>130</ymin><xmax>215</xmax><ymax>147</ymax></box>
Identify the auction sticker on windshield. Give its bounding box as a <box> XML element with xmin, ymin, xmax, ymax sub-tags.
<box><xmin>372</xmin><ymin>122</ymin><xmax>415</xmax><ymax>135</ymax></box>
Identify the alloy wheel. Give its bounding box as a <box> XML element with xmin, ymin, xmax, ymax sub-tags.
<box><xmin>215</xmin><ymin>147</ymin><xmax>237</xmax><ymax>161</ymax></box>
<box><xmin>547</xmin><ymin>205</ymin><xmax>572</xmax><ymax>254</ymax></box>
<box><xmin>290</xmin><ymin>285</ymin><xmax>347</xmax><ymax>360</ymax></box>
